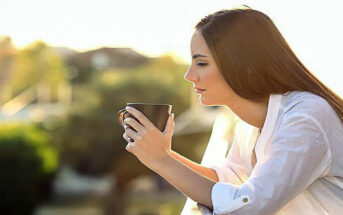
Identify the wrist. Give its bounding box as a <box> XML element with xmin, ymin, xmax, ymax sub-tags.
<box><xmin>152</xmin><ymin>151</ymin><xmax>174</xmax><ymax>173</ymax></box>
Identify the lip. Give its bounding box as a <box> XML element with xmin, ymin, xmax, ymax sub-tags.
<box><xmin>194</xmin><ymin>87</ymin><xmax>206</xmax><ymax>90</ymax></box>
<box><xmin>194</xmin><ymin>87</ymin><xmax>206</xmax><ymax>94</ymax></box>
<box><xmin>196</xmin><ymin>89</ymin><xmax>205</xmax><ymax>93</ymax></box>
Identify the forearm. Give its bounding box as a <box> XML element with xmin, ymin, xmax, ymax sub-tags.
<box><xmin>170</xmin><ymin>150</ymin><xmax>219</xmax><ymax>182</ymax></box>
<box><xmin>153</xmin><ymin>153</ymin><xmax>216</xmax><ymax>209</ymax></box>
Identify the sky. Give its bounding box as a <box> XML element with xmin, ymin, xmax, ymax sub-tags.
<box><xmin>1</xmin><ymin>0</ymin><xmax>343</xmax><ymax>95</ymax></box>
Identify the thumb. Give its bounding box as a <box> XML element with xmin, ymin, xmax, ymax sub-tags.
<box><xmin>164</xmin><ymin>113</ymin><xmax>175</xmax><ymax>134</ymax></box>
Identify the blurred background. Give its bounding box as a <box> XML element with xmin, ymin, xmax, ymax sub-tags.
<box><xmin>0</xmin><ymin>0</ymin><xmax>342</xmax><ymax>214</ymax></box>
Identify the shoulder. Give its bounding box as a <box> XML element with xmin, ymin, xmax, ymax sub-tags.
<box><xmin>274</xmin><ymin>91</ymin><xmax>341</xmax><ymax>142</ymax></box>
<box><xmin>280</xmin><ymin>91</ymin><xmax>334</xmax><ymax>122</ymax></box>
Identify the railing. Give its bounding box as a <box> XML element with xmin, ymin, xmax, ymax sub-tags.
<box><xmin>0</xmin><ymin>83</ymin><xmax>71</xmax><ymax>121</ymax></box>
<box><xmin>1</xmin><ymin>85</ymin><xmax>36</xmax><ymax>117</ymax></box>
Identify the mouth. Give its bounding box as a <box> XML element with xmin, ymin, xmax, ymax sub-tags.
<box><xmin>195</xmin><ymin>87</ymin><xmax>206</xmax><ymax>93</ymax></box>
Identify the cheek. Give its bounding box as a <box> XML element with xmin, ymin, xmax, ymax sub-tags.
<box><xmin>201</xmin><ymin>69</ymin><xmax>217</xmax><ymax>84</ymax></box>
<box><xmin>207</xmin><ymin>74</ymin><xmax>227</xmax><ymax>91</ymax></box>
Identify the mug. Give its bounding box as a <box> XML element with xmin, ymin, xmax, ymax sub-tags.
<box><xmin>117</xmin><ymin>103</ymin><xmax>172</xmax><ymax>142</ymax></box>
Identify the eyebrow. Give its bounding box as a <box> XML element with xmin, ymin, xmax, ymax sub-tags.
<box><xmin>192</xmin><ymin>54</ymin><xmax>208</xmax><ymax>59</ymax></box>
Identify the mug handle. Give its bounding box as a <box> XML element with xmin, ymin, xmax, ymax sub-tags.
<box><xmin>117</xmin><ymin>108</ymin><xmax>134</xmax><ymax>142</ymax></box>
<box><xmin>117</xmin><ymin>108</ymin><xmax>128</xmax><ymax>127</ymax></box>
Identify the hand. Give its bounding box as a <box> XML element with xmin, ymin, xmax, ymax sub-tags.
<box><xmin>122</xmin><ymin>106</ymin><xmax>175</xmax><ymax>171</ymax></box>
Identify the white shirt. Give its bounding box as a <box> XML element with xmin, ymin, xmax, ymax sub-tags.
<box><xmin>197</xmin><ymin>91</ymin><xmax>343</xmax><ymax>214</ymax></box>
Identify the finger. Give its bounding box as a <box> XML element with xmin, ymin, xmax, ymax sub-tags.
<box><xmin>124</xmin><ymin>130</ymin><xmax>133</xmax><ymax>142</ymax></box>
<box><xmin>125</xmin><ymin>128</ymin><xmax>140</xmax><ymax>141</ymax></box>
<box><xmin>124</xmin><ymin>117</ymin><xmax>145</xmax><ymax>134</ymax></box>
<box><xmin>164</xmin><ymin>113</ymin><xmax>175</xmax><ymax>135</ymax></box>
<box><xmin>123</xmin><ymin>133</ymin><xmax>128</xmax><ymax>141</ymax></box>
<box><xmin>125</xmin><ymin>106</ymin><xmax>155</xmax><ymax>129</ymax></box>
<box><xmin>126</xmin><ymin>142</ymin><xmax>135</xmax><ymax>152</ymax></box>
<box><xmin>120</xmin><ymin>113</ymin><xmax>131</xmax><ymax>129</ymax></box>
<box><xmin>123</xmin><ymin>133</ymin><xmax>133</xmax><ymax>142</ymax></box>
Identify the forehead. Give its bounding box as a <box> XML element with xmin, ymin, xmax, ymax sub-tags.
<box><xmin>190</xmin><ymin>31</ymin><xmax>212</xmax><ymax>56</ymax></box>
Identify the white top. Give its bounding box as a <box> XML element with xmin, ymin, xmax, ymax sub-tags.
<box><xmin>200</xmin><ymin>91</ymin><xmax>343</xmax><ymax>215</ymax></box>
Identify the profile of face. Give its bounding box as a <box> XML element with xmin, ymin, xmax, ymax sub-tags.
<box><xmin>184</xmin><ymin>31</ymin><xmax>238</xmax><ymax>106</ymax></box>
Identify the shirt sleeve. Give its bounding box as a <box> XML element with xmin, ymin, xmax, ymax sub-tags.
<box><xmin>211</xmin><ymin>112</ymin><xmax>332</xmax><ymax>215</ymax></box>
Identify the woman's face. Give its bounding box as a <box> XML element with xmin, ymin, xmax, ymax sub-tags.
<box><xmin>184</xmin><ymin>31</ymin><xmax>238</xmax><ymax>106</ymax></box>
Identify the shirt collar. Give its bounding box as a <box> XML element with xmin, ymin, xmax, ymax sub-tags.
<box><xmin>255</xmin><ymin>93</ymin><xmax>283</xmax><ymax>156</ymax></box>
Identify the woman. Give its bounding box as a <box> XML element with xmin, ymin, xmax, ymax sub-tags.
<box><xmin>122</xmin><ymin>8</ymin><xmax>343</xmax><ymax>214</ymax></box>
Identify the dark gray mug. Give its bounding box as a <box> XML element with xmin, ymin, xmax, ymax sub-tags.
<box><xmin>117</xmin><ymin>103</ymin><xmax>172</xmax><ymax>142</ymax></box>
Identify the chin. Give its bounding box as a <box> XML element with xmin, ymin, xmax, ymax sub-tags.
<box><xmin>199</xmin><ymin>96</ymin><xmax>213</xmax><ymax>106</ymax></box>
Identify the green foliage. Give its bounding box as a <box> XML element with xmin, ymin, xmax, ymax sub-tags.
<box><xmin>9</xmin><ymin>41</ymin><xmax>68</xmax><ymax>99</ymax></box>
<box><xmin>0</xmin><ymin>123</ymin><xmax>58</xmax><ymax>215</ymax></box>
<box><xmin>0</xmin><ymin>37</ymin><xmax>15</xmax><ymax>104</ymax></box>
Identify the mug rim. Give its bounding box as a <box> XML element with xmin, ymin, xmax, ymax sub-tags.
<box><xmin>127</xmin><ymin>103</ymin><xmax>172</xmax><ymax>107</ymax></box>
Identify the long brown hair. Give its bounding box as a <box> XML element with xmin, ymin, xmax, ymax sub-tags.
<box><xmin>195</xmin><ymin>8</ymin><xmax>343</xmax><ymax>121</ymax></box>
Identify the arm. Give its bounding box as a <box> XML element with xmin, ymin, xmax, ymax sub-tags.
<box><xmin>123</xmin><ymin>107</ymin><xmax>246</xmax><ymax>210</ymax></box>
<box><xmin>171</xmin><ymin>120</ymin><xmax>251</xmax><ymax>186</ymax></box>
<box><xmin>170</xmin><ymin>150</ymin><xmax>219</xmax><ymax>182</ymax></box>
<box><xmin>123</xmin><ymin>102</ymin><xmax>331</xmax><ymax>214</ymax></box>
<box><xmin>155</xmin><ymin>112</ymin><xmax>331</xmax><ymax>214</ymax></box>
<box><xmin>154</xmin><ymin>153</ymin><xmax>217</xmax><ymax>209</ymax></box>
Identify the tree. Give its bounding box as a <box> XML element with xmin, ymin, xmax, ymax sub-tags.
<box><xmin>0</xmin><ymin>36</ymin><xmax>15</xmax><ymax>103</ymax></box>
<box><xmin>0</xmin><ymin>123</ymin><xmax>58</xmax><ymax>215</ymax></box>
<box><xmin>9</xmin><ymin>41</ymin><xmax>68</xmax><ymax>101</ymax></box>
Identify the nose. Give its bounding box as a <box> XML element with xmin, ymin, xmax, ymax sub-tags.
<box><xmin>184</xmin><ymin>66</ymin><xmax>198</xmax><ymax>83</ymax></box>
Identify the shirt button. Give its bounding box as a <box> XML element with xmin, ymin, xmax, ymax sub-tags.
<box><xmin>243</xmin><ymin>198</ymin><xmax>248</xmax><ymax>203</ymax></box>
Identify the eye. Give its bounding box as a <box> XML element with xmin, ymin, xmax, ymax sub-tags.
<box><xmin>196</xmin><ymin>61</ymin><xmax>208</xmax><ymax>66</ymax></box>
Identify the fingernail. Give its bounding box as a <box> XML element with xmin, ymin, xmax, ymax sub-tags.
<box><xmin>126</xmin><ymin>106</ymin><xmax>132</xmax><ymax>110</ymax></box>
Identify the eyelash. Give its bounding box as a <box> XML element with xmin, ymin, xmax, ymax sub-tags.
<box><xmin>197</xmin><ymin>62</ymin><xmax>208</xmax><ymax>66</ymax></box>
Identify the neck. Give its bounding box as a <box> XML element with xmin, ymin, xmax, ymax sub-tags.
<box><xmin>226</xmin><ymin>95</ymin><xmax>269</xmax><ymax>129</ymax></box>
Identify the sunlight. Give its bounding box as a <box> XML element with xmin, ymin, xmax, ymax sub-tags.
<box><xmin>1</xmin><ymin>0</ymin><xmax>342</xmax><ymax>94</ymax></box>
